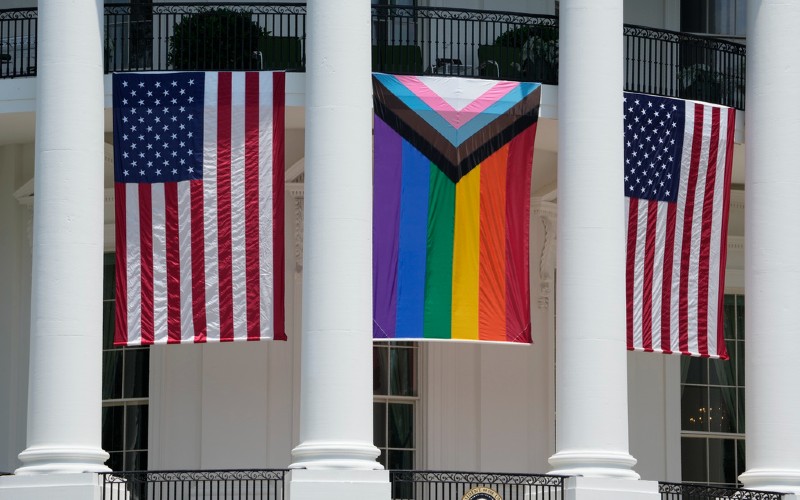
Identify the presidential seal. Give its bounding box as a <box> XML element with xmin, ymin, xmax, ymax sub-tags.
<box><xmin>461</xmin><ymin>486</ymin><xmax>502</xmax><ymax>500</ymax></box>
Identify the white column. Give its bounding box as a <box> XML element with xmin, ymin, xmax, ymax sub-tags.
<box><xmin>15</xmin><ymin>0</ymin><xmax>109</xmax><ymax>474</ymax></box>
<box><xmin>739</xmin><ymin>0</ymin><xmax>800</xmax><ymax>493</ymax></box>
<box><xmin>290</xmin><ymin>0</ymin><xmax>382</xmax><ymax>472</ymax></box>
<box><xmin>549</xmin><ymin>0</ymin><xmax>639</xmax><ymax>480</ymax></box>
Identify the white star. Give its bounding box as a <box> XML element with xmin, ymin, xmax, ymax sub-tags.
<box><xmin>155</xmin><ymin>169</ymin><xmax>162</xmax><ymax>175</ymax></box>
<box><xmin>172</xmin><ymin>168</ymin><xmax>178</xmax><ymax>175</ymax></box>
<box><xmin>188</xmin><ymin>79</ymin><xmax>195</xmax><ymax>85</ymax></box>
<box><xmin>123</xmin><ymin>169</ymin><xmax>129</xmax><ymax>176</ymax></box>
<box><xmin>155</xmin><ymin>81</ymin><xmax>161</xmax><ymax>88</ymax></box>
<box><xmin>139</xmin><ymin>170</ymin><xmax>145</xmax><ymax>176</ymax></box>
<box><xmin>122</xmin><ymin>81</ymin><xmax>129</xmax><ymax>87</ymax></box>
<box><xmin>138</xmin><ymin>81</ymin><xmax>145</xmax><ymax>88</ymax></box>
<box><xmin>171</xmin><ymin>80</ymin><xmax>177</xmax><ymax>87</ymax></box>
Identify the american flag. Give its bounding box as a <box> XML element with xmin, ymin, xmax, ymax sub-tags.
<box><xmin>113</xmin><ymin>72</ymin><xmax>286</xmax><ymax>345</ymax></box>
<box><xmin>624</xmin><ymin>92</ymin><xmax>734</xmax><ymax>359</ymax></box>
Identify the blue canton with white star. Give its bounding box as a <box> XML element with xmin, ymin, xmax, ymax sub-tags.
<box><xmin>113</xmin><ymin>72</ymin><xmax>205</xmax><ymax>183</ymax></box>
<box><xmin>623</xmin><ymin>92</ymin><xmax>685</xmax><ymax>203</ymax></box>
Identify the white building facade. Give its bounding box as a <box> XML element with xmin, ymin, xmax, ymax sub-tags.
<box><xmin>0</xmin><ymin>0</ymin><xmax>796</xmax><ymax>498</ymax></box>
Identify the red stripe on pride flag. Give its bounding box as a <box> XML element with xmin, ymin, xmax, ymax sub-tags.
<box><xmin>505</xmin><ymin>125</ymin><xmax>535</xmax><ymax>343</ymax></box>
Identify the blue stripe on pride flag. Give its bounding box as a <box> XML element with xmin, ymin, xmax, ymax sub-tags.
<box><xmin>395</xmin><ymin>140</ymin><xmax>431</xmax><ymax>338</ymax></box>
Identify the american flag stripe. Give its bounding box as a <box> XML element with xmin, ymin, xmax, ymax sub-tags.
<box><xmin>190</xmin><ymin>180</ymin><xmax>206</xmax><ymax>343</ymax></box>
<box><xmin>271</xmin><ymin>72</ymin><xmax>286</xmax><ymax>341</ymax></box>
<box><xmin>244</xmin><ymin>72</ymin><xmax>261</xmax><ymax>341</ymax></box>
<box><xmin>113</xmin><ymin>71</ymin><xmax>285</xmax><ymax>345</ymax></box>
<box><xmin>229</xmin><ymin>74</ymin><xmax>247</xmax><ymax>342</ymax></box>
<box><xmin>151</xmin><ymin>185</ymin><xmax>168</xmax><ymax>343</ymax></box>
<box><xmin>164</xmin><ymin>182</ymin><xmax>180</xmax><ymax>343</ymax></box>
<box><xmin>217</xmin><ymin>73</ymin><xmax>234</xmax><ymax>342</ymax></box>
<box><xmin>115</xmin><ymin>183</ymin><xmax>128</xmax><ymax>343</ymax></box>
<box><xmin>139</xmin><ymin>185</ymin><xmax>154</xmax><ymax>344</ymax></box>
<box><xmin>177</xmin><ymin>181</ymin><xmax>194</xmax><ymax>343</ymax></box>
<box><xmin>625</xmin><ymin>93</ymin><xmax>733</xmax><ymax>359</ymax></box>
<box><xmin>202</xmin><ymin>76</ymin><xmax>220</xmax><ymax>343</ymax></box>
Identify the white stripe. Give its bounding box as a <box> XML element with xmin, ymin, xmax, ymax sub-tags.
<box><xmin>706</xmin><ymin>109</ymin><xmax>728</xmax><ymax>357</ymax></box>
<box><xmin>230</xmin><ymin>72</ymin><xmax>248</xmax><ymax>341</ymax></box>
<box><xmin>259</xmin><ymin>71</ymin><xmax>275</xmax><ymax>340</ymax></box>
<box><xmin>631</xmin><ymin>199</ymin><xmax>648</xmax><ymax>350</ymax></box>
<box><xmin>151</xmin><ymin>185</ymin><xmax>168</xmax><ymax>344</ymax></box>
<box><xmin>203</xmin><ymin>72</ymin><xmax>221</xmax><ymax>342</ymax></box>
<box><xmin>669</xmin><ymin>102</ymin><xmax>693</xmax><ymax>354</ymax></box>
<box><xmin>178</xmin><ymin>181</ymin><xmax>195</xmax><ymax>342</ymax></box>
<box><xmin>125</xmin><ymin>183</ymin><xmax>142</xmax><ymax>346</ymax></box>
<box><xmin>650</xmin><ymin>201</ymin><xmax>668</xmax><ymax>351</ymax></box>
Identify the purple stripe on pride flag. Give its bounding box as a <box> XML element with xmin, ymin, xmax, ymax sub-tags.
<box><xmin>373</xmin><ymin>118</ymin><xmax>402</xmax><ymax>338</ymax></box>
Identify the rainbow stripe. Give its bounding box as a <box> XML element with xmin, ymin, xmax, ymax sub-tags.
<box><xmin>373</xmin><ymin>74</ymin><xmax>540</xmax><ymax>343</ymax></box>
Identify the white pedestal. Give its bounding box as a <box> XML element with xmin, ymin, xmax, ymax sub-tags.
<box><xmin>0</xmin><ymin>473</ymin><xmax>102</xmax><ymax>500</ymax></box>
<box><xmin>563</xmin><ymin>477</ymin><xmax>660</xmax><ymax>500</ymax></box>
<box><xmin>288</xmin><ymin>469</ymin><xmax>390</xmax><ymax>500</ymax></box>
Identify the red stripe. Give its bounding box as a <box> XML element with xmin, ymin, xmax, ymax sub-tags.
<box><xmin>697</xmin><ymin>107</ymin><xmax>721</xmax><ymax>357</ymax></box>
<box><xmin>679</xmin><ymin>104</ymin><xmax>704</xmax><ymax>355</ymax></box>
<box><xmin>244</xmin><ymin>72</ymin><xmax>261</xmax><ymax>341</ymax></box>
<box><xmin>660</xmin><ymin>202</ymin><xmax>677</xmax><ymax>354</ymax></box>
<box><xmin>714</xmin><ymin>108</ymin><xmax>735</xmax><ymax>360</ymax></box>
<box><xmin>641</xmin><ymin>200</ymin><xmax>658</xmax><ymax>351</ymax></box>
<box><xmin>217</xmin><ymin>72</ymin><xmax>234</xmax><ymax>342</ymax></box>
<box><xmin>625</xmin><ymin>197</ymin><xmax>639</xmax><ymax>351</ymax></box>
<box><xmin>504</xmin><ymin>124</ymin><xmax>536</xmax><ymax>343</ymax></box>
<box><xmin>139</xmin><ymin>184</ymin><xmax>154</xmax><ymax>345</ymax></box>
<box><xmin>164</xmin><ymin>182</ymin><xmax>181</xmax><ymax>344</ymax></box>
<box><xmin>114</xmin><ymin>183</ymin><xmax>128</xmax><ymax>346</ymax></box>
<box><xmin>190</xmin><ymin>180</ymin><xmax>207</xmax><ymax>342</ymax></box>
<box><xmin>272</xmin><ymin>72</ymin><xmax>287</xmax><ymax>341</ymax></box>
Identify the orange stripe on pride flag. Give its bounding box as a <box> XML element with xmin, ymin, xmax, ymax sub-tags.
<box><xmin>452</xmin><ymin>165</ymin><xmax>481</xmax><ymax>341</ymax></box>
<box><xmin>479</xmin><ymin>145</ymin><xmax>509</xmax><ymax>341</ymax></box>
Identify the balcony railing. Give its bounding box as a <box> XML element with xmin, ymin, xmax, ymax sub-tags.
<box><xmin>389</xmin><ymin>470</ymin><xmax>566</xmax><ymax>499</ymax></box>
<box><xmin>101</xmin><ymin>469</ymin><xmax>289</xmax><ymax>499</ymax></box>
<box><xmin>659</xmin><ymin>482</ymin><xmax>784</xmax><ymax>500</ymax></box>
<box><xmin>0</xmin><ymin>3</ymin><xmax>747</xmax><ymax>109</ymax></box>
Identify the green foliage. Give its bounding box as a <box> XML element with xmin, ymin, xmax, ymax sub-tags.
<box><xmin>493</xmin><ymin>24</ymin><xmax>557</xmax><ymax>49</ymax></box>
<box><xmin>168</xmin><ymin>8</ymin><xmax>265</xmax><ymax>70</ymax></box>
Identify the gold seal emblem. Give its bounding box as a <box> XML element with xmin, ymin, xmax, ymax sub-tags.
<box><xmin>461</xmin><ymin>486</ymin><xmax>502</xmax><ymax>500</ymax></box>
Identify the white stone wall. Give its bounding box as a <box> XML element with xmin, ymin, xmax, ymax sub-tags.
<box><xmin>0</xmin><ymin>143</ymin><xmax>34</xmax><ymax>473</ymax></box>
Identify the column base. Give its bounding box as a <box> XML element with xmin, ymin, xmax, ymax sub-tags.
<box><xmin>739</xmin><ymin>469</ymin><xmax>800</xmax><ymax>495</ymax></box>
<box><xmin>290</xmin><ymin>441</ymin><xmax>383</xmax><ymax>470</ymax></box>
<box><xmin>288</xmin><ymin>469</ymin><xmax>390</xmax><ymax>500</ymax></box>
<box><xmin>0</xmin><ymin>472</ymin><xmax>102</xmax><ymax>500</ymax></box>
<box><xmin>16</xmin><ymin>445</ymin><xmax>110</xmax><ymax>475</ymax></box>
<box><xmin>561</xmin><ymin>476</ymin><xmax>659</xmax><ymax>500</ymax></box>
<box><xmin>549</xmin><ymin>450</ymin><xmax>640</xmax><ymax>479</ymax></box>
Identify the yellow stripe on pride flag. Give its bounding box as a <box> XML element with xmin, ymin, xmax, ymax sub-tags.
<box><xmin>451</xmin><ymin>165</ymin><xmax>481</xmax><ymax>341</ymax></box>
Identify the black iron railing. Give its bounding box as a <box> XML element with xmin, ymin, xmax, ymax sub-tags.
<box><xmin>390</xmin><ymin>470</ymin><xmax>566</xmax><ymax>499</ymax></box>
<box><xmin>101</xmin><ymin>469</ymin><xmax>289</xmax><ymax>500</ymax></box>
<box><xmin>0</xmin><ymin>4</ymin><xmax>747</xmax><ymax>109</ymax></box>
<box><xmin>624</xmin><ymin>25</ymin><xmax>746</xmax><ymax>110</ymax></box>
<box><xmin>659</xmin><ymin>482</ymin><xmax>784</xmax><ymax>500</ymax></box>
<box><xmin>0</xmin><ymin>8</ymin><xmax>36</xmax><ymax>78</ymax></box>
